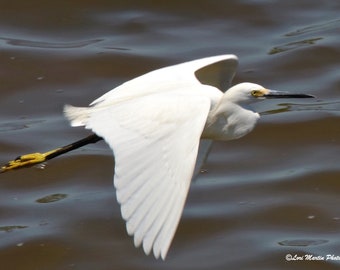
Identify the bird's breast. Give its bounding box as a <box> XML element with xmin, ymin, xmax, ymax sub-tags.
<box><xmin>202</xmin><ymin>108</ymin><xmax>260</xmax><ymax>141</ymax></box>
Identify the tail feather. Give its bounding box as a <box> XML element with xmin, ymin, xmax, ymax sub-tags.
<box><xmin>64</xmin><ymin>104</ymin><xmax>91</xmax><ymax>127</ymax></box>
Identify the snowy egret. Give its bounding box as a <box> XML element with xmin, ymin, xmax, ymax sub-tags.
<box><xmin>1</xmin><ymin>54</ymin><xmax>314</xmax><ymax>259</ymax></box>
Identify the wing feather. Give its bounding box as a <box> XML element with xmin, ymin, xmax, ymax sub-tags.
<box><xmin>79</xmin><ymin>93</ymin><xmax>211</xmax><ymax>259</ymax></box>
<box><xmin>63</xmin><ymin>54</ymin><xmax>239</xmax><ymax>259</ymax></box>
<box><xmin>89</xmin><ymin>54</ymin><xmax>237</xmax><ymax>107</ymax></box>
<box><xmin>125</xmin><ymin>173</ymin><xmax>168</xmax><ymax>236</ymax></box>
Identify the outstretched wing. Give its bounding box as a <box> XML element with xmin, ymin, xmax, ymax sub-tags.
<box><xmin>79</xmin><ymin>93</ymin><xmax>211</xmax><ymax>259</ymax></box>
<box><xmin>89</xmin><ymin>54</ymin><xmax>238</xmax><ymax>107</ymax></box>
<box><xmin>64</xmin><ymin>54</ymin><xmax>239</xmax><ymax>258</ymax></box>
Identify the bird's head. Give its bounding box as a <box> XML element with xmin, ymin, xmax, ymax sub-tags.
<box><xmin>224</xmin><ymin>82</ymin><xmax>314</xmax><ymax>105</ymax></box>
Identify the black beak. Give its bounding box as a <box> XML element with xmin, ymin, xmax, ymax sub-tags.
<box><xmin>264</xmin><ymin>90</ymin><xmax>315</xmax><ymax>99</ymax></box>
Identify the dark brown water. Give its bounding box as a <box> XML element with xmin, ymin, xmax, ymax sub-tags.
<box><xmin>1</xmin><ymin>1</ymin><xmax>340</xmax><ymax>269</ymax></box>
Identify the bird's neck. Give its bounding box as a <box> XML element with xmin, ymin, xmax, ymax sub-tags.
<box><xmin>202</xmin><ymin>102</ymin><xmax>260</xmax><ymax>141</ymax></box>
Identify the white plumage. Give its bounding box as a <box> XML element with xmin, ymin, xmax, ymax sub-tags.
<box><xmin>64</xmin><ymin>54</ymin><xmax>312</xmax><ymax>259</ymax></box>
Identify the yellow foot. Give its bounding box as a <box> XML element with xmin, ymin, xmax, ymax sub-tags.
<box><xmin>1</xmin><ymin>149</ymin><xmax>58</xmax><ymax>173</ymax></box>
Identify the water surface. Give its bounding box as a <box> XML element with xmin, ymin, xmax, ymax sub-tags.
<box><xmin>1</xmin><ymin>1</ymin><xmax>339</xmax><ymax>269</ymax></box>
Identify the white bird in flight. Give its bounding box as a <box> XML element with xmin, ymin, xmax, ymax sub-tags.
<box><xmin>1</xmin><ymin>54</ymin><xmax>314</xmax><ymax>259</ymax></box>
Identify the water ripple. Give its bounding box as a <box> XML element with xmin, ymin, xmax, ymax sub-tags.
<box><xmin>285</xmin><ymin>19</ymin><xmax>340</xmax><ymax>37</ymax></box>
<box><xmin>269</xmin><ymin>38</ymin><xmax>323</xmax><ymax>55</ymax></box>
<box><xmin>0</xmin><ymin>37</ymin><xmax>103</xmax><ymax>49</ymax></box>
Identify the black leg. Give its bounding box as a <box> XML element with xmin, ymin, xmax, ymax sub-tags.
<box><xmin>1</xmin><ymin>133</ymin><xmax>103</xmax><ymax>173</ymax></box>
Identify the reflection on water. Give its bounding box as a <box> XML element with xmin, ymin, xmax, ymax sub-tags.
<box><xmin>0</xmin><ymin>1</ymin><xmax>339</xmax><ymax>269</ymax></box>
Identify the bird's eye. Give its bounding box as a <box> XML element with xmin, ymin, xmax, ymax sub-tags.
<box><xmin>251</xmin><ymin>90</ymin><xmax>263</xmax><ymax>97</ymax></box>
